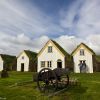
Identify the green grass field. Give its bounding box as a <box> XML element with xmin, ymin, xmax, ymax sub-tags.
<box><xmin>0</xmin><ymin>72</ymin><xmax>100</xmax><ymax>100</ymax></box>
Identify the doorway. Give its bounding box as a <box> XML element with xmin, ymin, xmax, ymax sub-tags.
<box><xmin>57</xmin><ymin>59</ymin><xmax>62</xmax><ymax>68</ymax></box>
<box><xmin>21</xmin><ymin>63</ymin><xmax>24</xmax><ymax>72</ymax></box>
<box><xmin>79</xmin><ymin>60</ymin><xmax>86</xmax><ymax>73</ymax></box>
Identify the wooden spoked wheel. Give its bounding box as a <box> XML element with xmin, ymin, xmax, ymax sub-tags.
<box><xmin>37</xmin><ymin>68</ymin><xmax>58</xmax><ymax>92</ymax></box>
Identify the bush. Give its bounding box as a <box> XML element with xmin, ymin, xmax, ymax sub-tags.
<box><xmin>1</xmin><ymin>69</ymin><xmax>9</xmax><ymax>78</ymax></box>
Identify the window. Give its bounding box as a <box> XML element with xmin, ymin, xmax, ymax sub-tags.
<box><xmin>41</xmin><ymin>61</ymin><xmax>45</xmax><ymax>67</ymax></box>
<box><xmin>80</xmin><ymin>49</ymin><xmax>84</xmax><ymax>56</ymax></box>
<box><xmin>47</xmin><ymin>61</ymin><xmax>52</xmax><ymax>67</ymax></box>
<box><xmin>22</xmin><ymin>56</ymin><xmax>24</xmax><ymax>59</ymax></box>
<box><xmin>48</xmin><ymin>46</ymin><xmax>52</xmax><ymax>53</ymax></box>
<box><xmin>79</xmin><ymin>60</ymin><xmax>86</xmax><ymax>63</ymax></box>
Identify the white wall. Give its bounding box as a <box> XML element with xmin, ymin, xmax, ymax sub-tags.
<box><xmin>17</xmin><ymin>52</ymin><xmax>29</xmax><ymax>71</ymax></box>
<box><xmin>0</xmin><ymin>56</ymin><xmax>3</xmax><ymax>71</ymax></box>
<box><xmin>38</xmin><ymin>42</ymin><xmax>65</xmax><ymax>72</ymax></box>
<box><xmin>73</xmin><ymin>46</ymin><xmax>93</xmax><ymax>73</ymax></box>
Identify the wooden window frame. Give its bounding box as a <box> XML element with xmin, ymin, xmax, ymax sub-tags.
<box><xmin>48</xmin><ymin>46</ymin><xmax>52</xmax><ymax>53</ymax></box>
<box><xmin>41</xmin><ymin>61</ymin><xmax>45</xmax><ymax>67</ymax></box>
<box><xmin>22</xmin><ymin>56</ymin><xmax>24</xmax><ymax>59</ymax></box>
<box><xmin>80</xmin><ymin>49</ymin><xmax>85</xmax><ymax>56</ymax></box>
<box><xmin>47</xmin><ymin>61</ymin><xmax>52</xmax><ymax>67</ymax></box>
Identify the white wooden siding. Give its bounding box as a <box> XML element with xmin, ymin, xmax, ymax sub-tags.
<box><xmin>0</xmin><ymin>56</ymin><xmax>3</xmax><ymax>71</ymax></box>
<box><xmin>17</xmin><ymin>52</ymin><xmax>29</xmax><ymax>71</ymax></box>
<box><xmin>38</xmin><ymin>42</ymin><xmax>65</xmax><ymax>72</ymax></box>
<box><xmin>73</xmin><ymin>46</ymin><xmax>93</xmax><ymax>73</ymax></box>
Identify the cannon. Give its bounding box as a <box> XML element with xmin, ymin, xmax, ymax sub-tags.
<box><xmin>37</xmin><ymin>68</ymin><xmax>69</xmax><ymax>92</ymax></box>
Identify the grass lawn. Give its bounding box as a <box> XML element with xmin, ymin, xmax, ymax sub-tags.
<box><xmin>0</xmin><ymin>72</ymin><xmax>100</xmax><ymax>100</ymax></box>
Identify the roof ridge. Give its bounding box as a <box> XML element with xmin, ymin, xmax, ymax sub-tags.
<box><xmin>71</xmin><ymin>42</ymin><xmax>95</xmax><ymax>55</ymax></box>
<box><xmin>23</xmin><ymin>50</ymin><xmax>37</xmax><ymax>60</ymax></box>
<box><xmin>0</xmin><ymin>54</ymin><xmax>16</xmax><ymax>57</ymax></box>
<box><xmin>51</xmin><ymin>40</ymin><xmax>70</xmax><ymax>56</ymax></box>
<box><xmin>24</xmin><ymin>50</ymin><xmax>37</xmax><ymax>54</ymax></box>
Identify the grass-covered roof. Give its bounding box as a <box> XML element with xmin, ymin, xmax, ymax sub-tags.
<box><xmin>71</xmin><ymin>43</ymin><xmax>95</xmax><ymax>55</ymax></box>
<box><xmin>96</xmin><ymin>55</ymin><xmax>100</xmax><ymax>62</ymax></box>
<box><xmin>51</xmin><ymin>40</ymin><xmax>72</xmax><ymax>62</ymax></box>
<box><xmin>24</xmin><ymin>50</ymin><xmax>37</xmax><ymax>60</ymax></box>
<box><xmin>0</xmin><ymin>54</ymin><xmax>16</xmax><ymax>69</ymax></box>
<box><xmin>51</xmin><ymin>40</ymin><xmax>70</xmax><ymax>57</ymax></box>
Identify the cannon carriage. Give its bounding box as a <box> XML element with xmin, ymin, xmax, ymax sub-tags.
<box><xmin>37</xmin><ymin>68</ymin><xmax>69</xmax><ymax>92</ymax></box>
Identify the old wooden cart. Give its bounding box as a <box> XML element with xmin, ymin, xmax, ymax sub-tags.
<box><xmin>37</xmin><ymin>68</ymin><xmax>69</xmax><ymax>92</ymax></box>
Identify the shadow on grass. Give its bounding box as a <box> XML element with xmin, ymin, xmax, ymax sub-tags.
<box><xmin>67</xmin><ymin>84</ymin><xmax>88</xmax><ymax>93</ymax></box>
<box><xmin>49</xmin><ymin>85</ymin><xmax>88</xmax><ymax>100</ymax></box>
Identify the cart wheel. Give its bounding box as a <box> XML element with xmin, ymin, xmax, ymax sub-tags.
<box><xmin>37</xmin><ymin>68</ymin><xmax>58</xmax><ymax>92</ymax></box>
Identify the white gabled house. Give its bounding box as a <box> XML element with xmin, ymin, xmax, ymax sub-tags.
<box><xmin>0</xmin><ymin>55</ymin><xmax>3</xmax><ymax>71</ymax></box>
<box><xmin>71</xmin><ymin>43</ymin><xmax>95</xmax><ymax>73</ymax></box>
<box><xmin>17</xmin><ymin>50</ymin><xmax>37</xmax><ymax>72</ymax></box>
<box><xmin>0</xmin><ymin>54</ymin><xmax>16</xmax><ymax>71</ymax></box>
<box><xmin>37</xmin><ymin>40</ymin><xmax>72</xmax><ymax>72</ymax></box>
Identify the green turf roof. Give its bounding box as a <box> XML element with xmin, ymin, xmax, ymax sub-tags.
<box><xmin>51</xmin><ymin>40</ymin><xmax>70</xmax><ymax>57</ymax></box>
<box><xmin>71</xmin><ymin>43</ymin><xmax>95</xmax><ymax>55</ymax></box>
<box><xmin>96</xmin><ymin>55</ymin><xmax>100</xmax><ymax>62</ymax></box>
<box><xmin>0</xmin><ymin>54</ymin><xmax>16</xmax><ymax>66</ymax></box>
<box><xmin>24</xmin><ymin>50</ymin><xmax>37</xmax><ymax>60</ymax></box>
<box><xmin>51</xmin><ymin>40</ymin><xmax>72</xmax><ymax>62</ymax></box>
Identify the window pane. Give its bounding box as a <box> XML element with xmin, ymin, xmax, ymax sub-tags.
<box><xmin>47</xmin><ymin>61</ymin><xmax>49</xmax><ymax>67</ymax></box>
<box><xmin>50</xmin><ymin>61</ymin><xmax>52</xmax><ymax>67</ymax></box>
<box><xmin>48</xmin><ymin>46</ymin><xmax>52</xmax><ymax>53</ymax></box>
<box><xmin>80</xmin><ymin>49</ymin><xmax>84</xmax><ymax>55</ymax></box>
<box><xmin>47</xmin><ymin>61</ymin><xmax>52</xmax><ymax>67</ymax></box>
<box><xmin>22</xmin><ymin>56</ymin><xmax>24</xmax><ymax>59</ymax></box>
<box><xmin>41</xmin><ymin>61</ymin><xmax>45</xmax><ymax>67</ymax></box>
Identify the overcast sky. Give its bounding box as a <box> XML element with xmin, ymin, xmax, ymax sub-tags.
<box><xmin>0</xmin><ymin>0</ymin><xmax>100</xmax><ymax>56</ymax></box>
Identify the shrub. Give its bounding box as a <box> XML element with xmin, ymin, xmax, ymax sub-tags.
<box><xmin>1</xmin><ymin>69</ymin><xmax>9</xmax><ymax>78</ymax></box>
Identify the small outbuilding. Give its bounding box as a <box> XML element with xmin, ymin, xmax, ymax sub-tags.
<box><xmin>71</xmin><ymin>43</ymin><xmax>95</xmax><ymax>73</ymax></box>
<box><xmin>17</xmin><ymin>50</ymin><xmax>37</xmax><ymax>72</ymax></box>
<box><xmin>0</xmin><ymin>54</ymin><xmax>16</xmax><ymax>71</ymax></box>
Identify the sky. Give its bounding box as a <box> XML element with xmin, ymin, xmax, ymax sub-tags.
<box><xmin>0</xmin><ymin>0</ymin><xmax>100</xmax><ymax>55</ymax></box>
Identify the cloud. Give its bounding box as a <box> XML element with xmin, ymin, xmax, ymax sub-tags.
<box><xmin>0</xmin><ymin>0</ymin><xmax>63</xmax><ymax>55</ymax></box>
<box><xmin>60</xmin><ymin>0</ymin><xmax>83</xmax><ymax>28</ymax></box>
<box><xmin>0</xmin><ymin>0</ymin><xmax>63</xmax><ymax>37</ymax></box>
<box><xmin>0</xmin><ymin>32</ymin><xmax>49</xmax><ymax>55</ymax></box>
<box><xmin>54</xmin><ymin>34</ymin><xmax>100</xmax><ymax>55</ymax></box>
<box><xmin>56</xmin><ymin>35</ymin><xmax>100</xmax><ymax>54</ymax></box>
<box><xmin>0</xmin><ymin>32</ymin><xmax>100</xmax><ymax>56</ymax></box>
<box><xmin>86</xmin><ymin>34</ymin><xmax>100</xmax><ymax>54</ymax></box>
<box><xmin>60</xmin><ymin>0</ymin><xmax>100</xmax><ymax>37</ymax></box>
<box><xmin>0</xmin><ymin>0</ymin><xmax>100</xmax><ymax>55</ymax></box>
<box><xmin>55</xmin><ymin>35</ymin><xmax>82</xmax><ymax>53</ymax></box>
